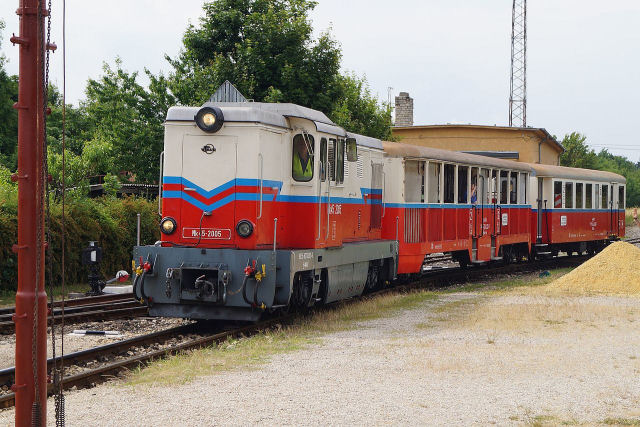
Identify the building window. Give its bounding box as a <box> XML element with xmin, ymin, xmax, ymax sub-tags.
<box><xmin>292</xmin><ymin>134</ymin><xmax>314</xmax><ymax>182</ymax></box>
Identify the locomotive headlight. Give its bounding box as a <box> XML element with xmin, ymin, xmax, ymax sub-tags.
<box><xmin>195</xmin><ymin>106</ymin><xmax>224</xmax><ymax>133</ymax></box>
<box><xmin>236</xmin><ymin>220</ymin><xmax>254</xmax><ymax>238</ymax></box>
<box><xmin>160</xmin><ymin>217</ymin><xmax>177</xmax><ymax>235</ymax></box>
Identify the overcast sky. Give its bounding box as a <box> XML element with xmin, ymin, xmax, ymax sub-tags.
<box><xmin>1</xmin><ymin>1</ymin><xmax>639</xmax><ymax>160</ymax></box>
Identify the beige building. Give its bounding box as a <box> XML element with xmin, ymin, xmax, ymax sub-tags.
<box><xmin>392</xmin><ymin>92</ymin><xmax>564</xmax><ymax>165</ymax></box>
<box><xmin>392</xmin><ymin>124</ymin><xmax>564</xmax><ymax>165</ymax></box>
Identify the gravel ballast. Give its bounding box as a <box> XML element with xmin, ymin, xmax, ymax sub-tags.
<box><xmin>1</xmin><ymin>291</ymin><xmax>639</xmax><ymax>425</ymax></box>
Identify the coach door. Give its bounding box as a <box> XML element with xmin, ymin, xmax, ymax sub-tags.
<box><xmin>181</xmin><ymin>135</ymin><xmax>237</xmax><ymax>245</ymax></box>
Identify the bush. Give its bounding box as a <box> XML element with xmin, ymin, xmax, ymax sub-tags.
<box><xmin>0</xmin><ymin>193</ymin><xmax>159</xmax><ymax>292</ymax></box>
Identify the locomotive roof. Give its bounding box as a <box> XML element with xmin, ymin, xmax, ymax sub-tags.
<box><xmin>165</xmin><ymin>102</ymin><xmax>383</xmax><ymax>150</ymax></box>
<box><xmin>525</xmin><ymin>163</ymin><xmax>626</xmax><ymax>183</ymax></box>
<box><xmin>382</xmin><ymin>141</ymin><xmax>533</xmax><ymax>172</ymax></box>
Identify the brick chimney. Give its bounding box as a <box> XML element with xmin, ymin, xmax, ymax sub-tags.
<box><xmin>394</xmin><ymin>92</ymin><xmax>413</xmax><ymax>126</ymax></box>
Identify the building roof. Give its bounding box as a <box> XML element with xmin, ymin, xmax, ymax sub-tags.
<box><xmin>525</xmin><ymin>163</ymin><xmax>626</xmax><ymax>183</ymax></box>
<box><xmin>392</xmin><ymin>124</ymin><xmax>564</xmax><ymax>153</ymax></box>
<box><xmin>382</xmin><ymin>141</ymin><xmax>533</xmax><ymax>172</ymax></box>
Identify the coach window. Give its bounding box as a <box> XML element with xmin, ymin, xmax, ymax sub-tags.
<box><xmin>292</xmin><ymin>133</ymin><xmax>314</xmax><ymax>182</ymax></box>
<box><xmin>500</xmin><ymin>171</ymin><xmax>509</xmax><ymax>204</ymax></box>
<box><xmin>458</xmin><ymin>166</ymin><xmax>469</xmax><ymax>203</ymax></box>
<box><xmin>519</xmin><ymin>173</ymin><xmax>528</xmax><ymax>204</ymax></box>
<box><xmin>428</xmin><ymin>162</ymin><xmax>442</xmax><ymax>203</ymax></box>
<box><xmin>619</xmin><ymin>185</ymin><xmax>625</xmax><ymax>209</ymax></box>
<box><xmin>576</xmin><ymin>183</ymin><xmax>584</xmax><ymax>209</ymax></box>
<box><xmin>554</xmin><ymin>181</ymin><xmax>562</xmax><ymax>208</ymax></box>
<box><xmin>595</xmin><ymin>184</ymin><xmax>601</xmax><ymax>209</ymax></box>
<box><xmin>585</xmin><ymin>183</ymin><xmax>593</xmax><ymax>209</ymax></box>
<box><xmin>444</xmin><ymin>164</ymin><xmax>455</xmax><ymax>203</ymax></box>
<box><xmin>602</xmin><ymin>184</ymin><xmax>609</xmax><ymax>209</ymax></box>
<box><xmin>565</xmin><ymin>182</ymin><xmax>574</xmax><ymax>209</ymax></box>
<box><xmin>509</xmin><ymin>171</ymin><xmax>518</xmax><ymax>204</ymax></box>
<box><xmin>470</xmin><ymin>168</ymin><xmax>479</xmax><ymax>204</ymax></box>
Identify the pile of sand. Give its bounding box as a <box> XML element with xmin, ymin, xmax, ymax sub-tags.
<box><xmin>547</xmin><ymin>241</ymin><xmax>640</xmax><ymax>295</ymax></box>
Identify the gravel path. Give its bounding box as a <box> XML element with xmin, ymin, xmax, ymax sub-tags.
<box><xmin>1</xmin><ymin>292</ymin><xmax>639</xmax><ymax>425</ymax></box>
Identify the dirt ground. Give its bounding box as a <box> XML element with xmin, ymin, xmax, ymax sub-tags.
<box><xmin>2</xmin><ymin>281</ymin><xmax>639</xmax><ymax>426</ymax></box>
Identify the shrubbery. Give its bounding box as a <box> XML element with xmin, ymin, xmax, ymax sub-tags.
<box><xmin>0</xmin><ymin>180</ymin><xmax>159</xmax><ymax>291</ymax></box>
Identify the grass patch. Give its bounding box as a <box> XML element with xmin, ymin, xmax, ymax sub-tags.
<box><xmin>449</xmin><ymin>268</ymin><xmax>572</xmax><ymax>294</ymax></box>
<box><xmin>603</xmin><ymin>418</ymin><xmax>640</xmax><ymax>426</ymax></box>
<box><xmin>0</xmin><ymin>282</ymin><xmax>91</xmax><ymax>307</ymax></box>
<box><xmin>127</xmin><ymin>290</ymin><xmax>438</xmax><ymax>386</ymax></box>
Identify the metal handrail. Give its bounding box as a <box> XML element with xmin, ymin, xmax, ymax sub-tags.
<box><xmin>326</xmin><ymin>162</ymin><xmax>331</xmax><ymax>240</ymax></box>
<box><xmin>157</xmin><ymin>151</ymin><xmax>164</xmax><ymax>216</ymax></box>
<box><xmin>382</xmin><ymin>170</ymin><xmax>386</xmax><ymax>217</ymax></box>
<box><xmin>273</xmin><ymin>217</ymin><xmax>278</xmax><ymax>252</ymax></box>
<box><xmin>257</xmin><ymin>153</ymin><xmax>263</xmax><ymax>219</ymax></box>
<box><xmin>316</xmin><ymin>161</ymin><xmax>323</xmax><ymax>241</ymax></box>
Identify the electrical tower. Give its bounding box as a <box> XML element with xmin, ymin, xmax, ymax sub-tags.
<box><xmin>509</xmin><ymin>0</ymin><xmax>527</xmax><ymax>127</ymax></box>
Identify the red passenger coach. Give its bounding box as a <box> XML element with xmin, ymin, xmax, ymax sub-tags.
<box><xmin>528</xmin><ymin>164</ymin><xmax>626</xmax><ymax>256</ymax></box>
<box><xmin>382</xmin><ymin>142</ymin><xmax>533</xmax><ymax>274</ymax></box>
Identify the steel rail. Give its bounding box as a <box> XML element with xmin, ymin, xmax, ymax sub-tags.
<box><xmin>0</xmin><ymin>305</ymin><xmax>147</xmax><ymax>335</ymax></box>
<box><xmin>0</xmin><ymin>316</ymin><xmax>294</xmax><ymax>409</ymax></box>
<box><xmin>0</xmin><ymin>293</ymin><xmax>134</xmax><ymax>316</ymax></box>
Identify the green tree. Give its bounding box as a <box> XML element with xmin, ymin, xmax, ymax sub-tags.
<box><xmin>559</xmin><ymin>132</ymin><xmax>597</xmax><ymax>169</ymax></box>
<box><xmin>0</xmin><ymin>20</ymin><xmax>19</xmax><ymax>170</ymax></box>
<box><xmin>168</xmin><ymin>0</ymin><xmax>391</xmax><ymax>139</ymax></box>
<box><xmin>84</xmin><ymin>60</ymin><xmax>175</xmax><ymax>183</ymax></box>
<box><xmin>330</xmin><ymin>73</ymin><xmax>393</xmax><ymax>140</ymax></box>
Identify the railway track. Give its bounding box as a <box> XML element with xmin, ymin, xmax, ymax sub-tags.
<box><xmin>625</xmin><ymin>237</ymin><xmax>640</xmax><ymax>245</ymax></box>
<box><xmin>0</xmin><ymin>294</ymin><xmax>144</xmax><ymax>335</ymax></box>
<box><xmin>0</xmin><ymin>254</ymin><xmax>589</xmax><ymax>410</ymax></box>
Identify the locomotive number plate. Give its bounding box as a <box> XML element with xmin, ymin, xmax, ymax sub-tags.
<box><xmin>183</xmin><ymin>228</ymin><xmax>232</xmax><ymax>240</ymax></box>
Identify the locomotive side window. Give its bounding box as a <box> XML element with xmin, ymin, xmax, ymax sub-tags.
<box><xmin>444</xmin><ymin>164</ymin><xmax>455</xmax><ymax>203</ymax></box>
<box><xmin>509</xmin><ymin>171</ymin><xmax>518</xmax><ymax>204</ymax></box>
<box><xmin>292</xmin><ymin>133</ymin><xmax>315</xmax><ymax>182</ymax></box>
<box><xmin>554</xmin><ymin>181</ymin><xmax>562</xmax><ymax>208</ymax></box>
<box><xmin>602</xmin><ymin>184</ymin><xmax>609</xmax><ymax>209</ymax></box>
<box><xmin>565</xmin><ymin>182</ymin><xmax>574</xmax><ymax>209</ymax></box>
<box><xmin>336</xmin><ymin>139</ymin><xmax>345</xmax><ymax>184</ymax></box>
<box><xmin>327</xmin><ymin>138</ymin><xmax>336</xmax><ymax>181</ymax></box>
<box><xmin>458</xmin><ymin>166</ymin><xmax>469</xmax><ymax>203</ymax></box>
<box><xmin>586</xmin><ymin>183</ymin><xmax>593</xmax><ymax>208</ymax></box>
<box><xmin>500</xmin><ymin>171</ymin><xmax>509</xmax><ymax>204</ymax></box>
<box><xmin>576</xmin><ymin>183</ymin><xmax>584</xmax><ymax>209</ymax></box>
<box><xmin>320</xmin><ymin>138</ymin><xmax>327</xmax><ymax>181</ymax></box>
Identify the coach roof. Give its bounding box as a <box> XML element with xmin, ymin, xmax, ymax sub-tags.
<box><xmin>526</xmin><ymin>163</ymin><xmax>626</xmax><ymax>183</ymax></box>
<box><xmin>382</xmin><ymin>141</ymin><xmax>532</xmax><ymax>172</ymax></box>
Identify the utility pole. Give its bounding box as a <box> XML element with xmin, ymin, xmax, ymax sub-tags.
<box><xmin>509</xmin><ymin>0</ymin><xmax>527</xmax><ymax>127</ymax></box>
<box><xmin>11</xmin><ymin>0</ymin><xmax>51</xmax><ymax>424</ymax></box>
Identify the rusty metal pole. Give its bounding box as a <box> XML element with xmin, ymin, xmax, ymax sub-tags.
<box><xmin>11</xmin><ymin>0</ymin><xmax>48</xmax><ymax>425</ymax></box>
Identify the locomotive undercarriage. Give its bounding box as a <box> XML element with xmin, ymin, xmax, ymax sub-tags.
<box><xmin>133</xmin><ymin>240</ymin><xmax>398</xmax><ymax>321</ymax></box>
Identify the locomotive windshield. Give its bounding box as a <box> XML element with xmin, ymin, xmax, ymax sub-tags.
<box><xmin>292</xmin><ymin>133</ymin><xmax>314</xmax><ymax>182</ymax></box>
